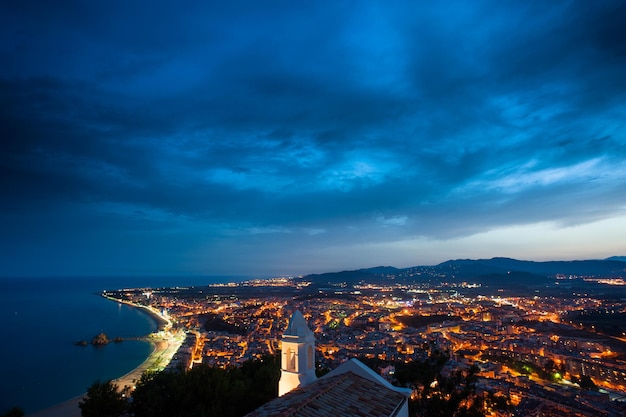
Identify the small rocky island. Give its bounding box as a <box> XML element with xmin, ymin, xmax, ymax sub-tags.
<box><xmin>91</xmin><ymin>332</ymin><xmax>110</xmax><ymax>346</ymax></box>
<box><xmin>76</xmin><ymin>333</ymin><xmax>124</xmax><ymax>347</ymax></box>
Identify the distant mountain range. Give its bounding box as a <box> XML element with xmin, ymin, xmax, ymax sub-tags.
<box><xmin>301</xmin><ymin>257</ymin><xmax>626</xmax><ymax>288</ymax></box>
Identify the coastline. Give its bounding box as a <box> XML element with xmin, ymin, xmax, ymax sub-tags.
<box><xmin>101</xmin><ymin>294</ymin><xmax>171</xmax><ymax>332</ymax></box>
<box><xmin>112</xmin><ymin>333</ymin><xmax>184</xmax><ymax>390</ymax></box>
<box><xmin>27</xmin><ymin>297</ymin><xmax>183</xmax><ymax>417</ymax></box>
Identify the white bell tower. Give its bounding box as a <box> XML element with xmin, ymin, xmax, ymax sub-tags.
<box><xmin>278</xmin><ymin>310</ymin><xmax>317</xmax><ymax>396</ymax></box>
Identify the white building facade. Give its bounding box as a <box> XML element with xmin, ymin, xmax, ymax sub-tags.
<box><xmin>278</xmin><ymin>310</ymin><xmax>317</xmax><ymax>396</ymax></box>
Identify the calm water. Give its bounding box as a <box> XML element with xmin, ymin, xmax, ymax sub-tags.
<box><xmin>0</xmin><ymin>276</ymin><xmax>240</xmax><ymax>414</ymax></box>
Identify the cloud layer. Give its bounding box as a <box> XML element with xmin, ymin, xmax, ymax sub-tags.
<box><xmin>2</xmin><ymin>1</ymin><xmax>626</xmax><ymax>276</ymax></box>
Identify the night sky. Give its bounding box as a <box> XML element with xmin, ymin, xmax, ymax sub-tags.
<box><xmin>2</xmin><ymin>1</ymin><xmax>626</xmax><ymax>277</ymax></box>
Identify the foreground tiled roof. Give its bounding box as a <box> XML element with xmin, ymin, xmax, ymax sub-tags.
<box><xmin>246</xmin><ymin>371</ymin><xmax>408</xmax><ymax>417</ymax></box>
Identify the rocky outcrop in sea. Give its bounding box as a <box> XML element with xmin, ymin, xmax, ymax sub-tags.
<box><xmin>92</xmin><ymin>332</ymin><xmax>110</xmax><ymax>346</ymax></box>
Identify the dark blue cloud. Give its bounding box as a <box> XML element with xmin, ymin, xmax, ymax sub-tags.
<box><xmin>1</xmin><ymin>1</ymin><xmax>625</xmax><ymax>276</ymax></box>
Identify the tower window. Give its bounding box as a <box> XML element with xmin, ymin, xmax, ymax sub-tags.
<box><xmin>307</xmin><ymin>345</ymin><xmax>314</xmax><ymax>370</ymax></box>
<box><xmin>288</xmin><ymin>348</ymin><xmax>296</xmax><ymax>371</ymax></box>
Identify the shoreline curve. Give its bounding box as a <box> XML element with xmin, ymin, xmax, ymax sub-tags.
<box><xmin>26</xmin><ymin>297</ymin><xmax>182</xmax><ymax>417</ymax></box>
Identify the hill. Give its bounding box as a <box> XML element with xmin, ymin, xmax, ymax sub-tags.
<box><xmin>607</xmin><ymin>256</ymin><xmax>626</xmax><ymax>262</ymax></box>
<box><xmin>302</xmin><ymin>266</ymin><xmax>399</xmax><ymax>285</ymax></box>
<box><xmin>433</xmin><ymin>257</ymin><xmax>626</xmax><ymax>280</ymax></box>
<box><xmin>301</xmin><ymin>257</ymin><xmax>626</xmax><ymax>288</ymax></box>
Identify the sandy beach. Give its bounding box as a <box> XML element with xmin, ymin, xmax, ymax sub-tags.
<box><xmin>112</xmin><ymin>334</ymin><xmax>183</xmax><ymax>391</ymax></box>
<box><xmin>26</xmin><ymin>300</ymin><xmax>183</xmax><ymax>417</ymax></box>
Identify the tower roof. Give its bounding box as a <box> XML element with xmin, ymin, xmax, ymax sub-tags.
<box><xmin>284</xmin><ymin>310</ymin><xmax>314</xmax><ymax>337</ymax></box>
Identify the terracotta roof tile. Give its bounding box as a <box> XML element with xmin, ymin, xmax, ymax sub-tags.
<box><xmin>246</xmin><ymin>371</ymin><xmax>407</xmax><ymax>417</ymax></box>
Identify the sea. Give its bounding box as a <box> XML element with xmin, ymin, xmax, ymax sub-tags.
<box><xmin>0</xmin><ymin>275</ymin><xmax>245</xmax><ymax>414</ymax></box>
